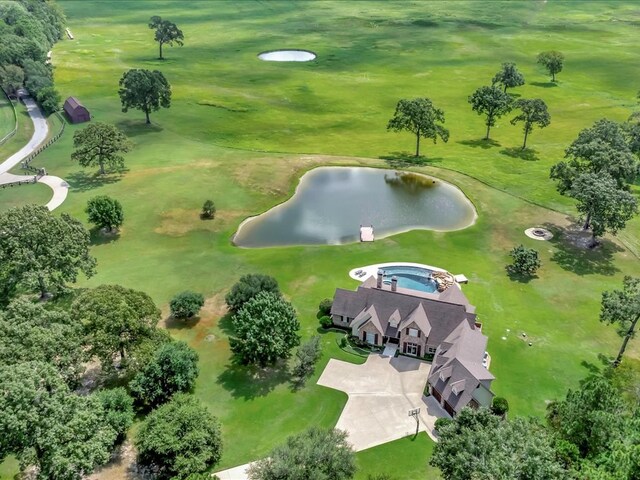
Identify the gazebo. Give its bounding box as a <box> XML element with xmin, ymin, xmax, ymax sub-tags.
<box><xmin>63</xmin><ymin>96</ymin><xmax>90</xmax><ymax>123</ymax></box>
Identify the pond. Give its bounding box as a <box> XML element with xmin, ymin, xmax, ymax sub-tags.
<box><xmin>232</xmin><ymin>167</ymin><xmax>477</xmax><ymax>248</ymax></box>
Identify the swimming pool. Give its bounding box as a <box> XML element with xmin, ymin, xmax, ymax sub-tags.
<box><xmin>379</xmin><ymin>265</ymin><xmax>437</xmax><ymax>293</ymax></box>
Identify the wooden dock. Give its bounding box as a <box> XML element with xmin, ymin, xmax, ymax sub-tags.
<box><xmin>360</xmin><ymin>225</ymin><xmax>374</xmax><ymax>242</ymax></box>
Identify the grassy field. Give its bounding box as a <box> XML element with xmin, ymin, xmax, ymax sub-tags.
<box><xmin>0</xmin><ymin>94</ymin><xmax>16</xmax><ymax>141</ymax></box>
<box><xmin>2</xmin><ymin>1</ymin><xmax>640</xmax><ymax>478</ymax></box>
<box><xmin>0</xmin><ymin>100</ymin><xmax>33</xmax><ymax>163</ymax></box>
<box><xmin>0</xmin><ymin>182</ymin><xmax>51</xmax><ymax>211</ymax></box>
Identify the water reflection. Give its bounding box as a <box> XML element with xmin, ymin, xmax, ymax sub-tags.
<box><xmin>233</xmin><ymin>167</ymin><xmax>476</xmax><ymax>248</ymax></box>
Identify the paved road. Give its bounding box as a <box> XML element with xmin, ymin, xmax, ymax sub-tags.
<box><xmin>0</xmin><ymin>97</ymin><xmax>68</xmax><ymax>210</ymax></box>
<box><xmin>213</xmin><ymin>354</ymin><xmax>449</xmax><ymax>480</ymax></box>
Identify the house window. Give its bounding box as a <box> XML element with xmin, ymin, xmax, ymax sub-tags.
<box><xmin>409</xmin><ymin>328</ymin><xmax>418</xmax><ymax>337</ymax></box>
<box><xmin>427</xmin><ymin>346</ymin><xmax>437</xmax><ymax>354</ymax></box>
<box><xmin>366</xmin><ymin>332</ymin><xmax>376</xmax><ymax>344</ymax></box>
<box><xmin>406</xmin><ymin>342</ymin><xmax>419</xmax><ymax>355</ymax></box>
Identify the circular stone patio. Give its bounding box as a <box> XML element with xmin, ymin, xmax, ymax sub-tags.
<box><xmin>524</xmin><ymin>227</ymin><xmax>553</xmax><ymax>241</ymax></box>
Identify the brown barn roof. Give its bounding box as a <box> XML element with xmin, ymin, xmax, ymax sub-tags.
<box><xmin>64</xmin><ymin>97</ymin><xmax>84</xmax><ymax>110</ymax></box>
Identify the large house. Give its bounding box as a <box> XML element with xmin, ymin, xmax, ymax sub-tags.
<box><xmin>330</xmin><ymin>270</ymin><xmax>494</xmax><ymax>416</ymax></box>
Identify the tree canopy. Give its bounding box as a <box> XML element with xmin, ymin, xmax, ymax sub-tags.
<box><xmin>72</xmin><ymin>284</ymin><xmax>161</xmax><ymax>372</ymax></box>
<box><xmin>118</xmin><ymin>68</ymin><xmax>171</xmax><ymax>124</ymax></box>
<box><xmin>86</xmin><ymin>195</ymin><xmax>125</xmax><ymax>232</ymax></box>
<box><xmin>537</xmin><ymin>50</ymin><xmax>565</xmax><ymax>82</ymax></box>
<box><xmin>248</xmin><ymin>427</ymin><xmax>356</xmax><ymax>480</ymax></box>
<box><xmin>225</xmin><ymin>273</ymin><xmax>280</xmax><ymax>312</ymax></box>
<box><xmin>0</xmin><ymin>205</ymin><xmax>96</xmax><ymax>300</ymax></box>
<box><xmin>71</xmin><ymin>122</ymin><xmax>132</xmax><ymax>175</ymax></box>
<box><xmin>508</xmin><ymin>244</ymin><xmax>541</xmax><ymax>276</ymax></box>
<box><xmin>130</xmin><ymin>341</ymin><xmax>199</xmax><ymax>409</ymax></box>
<box><xmin>550</xmin><ymin>119</ymin><xmax>639</xmax><ymax>195</ymax></box>
<box><xmin>600</xmin><ymin>276</ymin><xmax>640</xmax><ymax>367</ymax></box>
<box><xmin>149</xmin><ymin>16</ymin><xmax>184</xmax><ymax>60</ymax></box>
<box><xmin>136</xmin><ymin>394</ymin><xmax>222</xmax><ymax>480</ymax></box>
<box><xmin>230</xmin><ymin>291</ymin><xmax>300</xmax><ymax>366</ymax></box>
<box><xmin>170</xmin><ymin>290</ymin><xmax>205</xmax><ymax>319</ymax></box>
<box><xmin>431</xmin><ymin>408</ymin><xmax>567</xmax><ymax>480</ymax></box>
<box><xmin>569</xmin><ymin>172</ymin><xmax>637</xmax><ymax>245</ymax></box>
<box><xmin>510</xmin><ymin>98</ymin><xmax>550</xmax><ymax>149</ymax></box>
<box><xmin>491</xmin><ymin>62</ymin><xmax>525</xmax><ymax>92</ymax></box>
<box><xmin>468</xmin><ymin>85</ymin><xmax>512</xmax><ymax>139</ymax></box>
<box><xmin>387</xmin><ymin>97</ymin><xmax>449</xmax><ymax>157</ymax></box>
<box><xmin>0</xmin><ymin>298</ymin><xmax>85</xmax><ymax>387</ymax></box>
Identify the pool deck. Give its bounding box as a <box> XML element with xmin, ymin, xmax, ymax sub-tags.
<box><xmin>349</xmin><ymin>261</ymin><xmax>449</xmax><ymax>282</ymax></box>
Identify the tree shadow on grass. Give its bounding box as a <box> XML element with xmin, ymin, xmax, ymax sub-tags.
<box><xmin>543</xmin><ymin>221</ymin><xmax>622</xmax><ymax>276</ymax></box>
<box><xmin>505</xmin><ymin>267</ymin><xmax>537</xmax><ymax>284</ymax></box>
<box><xmin>217</xmin><ymin>359</ymin><xmax>290</xmax><ymax>400</ymax></box>
<box><xmin>458</xmin><ymin>138</ymin><xmax>501</xmax><ymax>149</ymax></box>
<box><xmin>500</xmin><ymin>147</ymin><xmax>539</xmax><ymax>161</ymax></box>
<box><xmin>66</xmin><ymin>170</ymin><xmax>124</xmax><ymax>193</ymax></box>
<box><xmin>163</xmin><ymin>314</ymin><xmax>201</xmax><ymax>330</ymax></box>
<box><xmin>379</xmin><ymin>152</ymin><xmax>442</xmax><ymax>168</ymax></box>
<box><xmin>89</xmin><ymin>227</ymin><xmax>120</xmax><ymax>246</ymax></box>
<box><xmin>114</xmin><ymin>119</ymin><xmax>164</xmax><ymax>138</ymax></box>
<box><xmin>530</xmin><ymin>81</ymin><xmax>558</xmax><ymax>88</ymax></box>
<box><xmin>217</xmin><ymin>312</ymin><xmax>234</xmax><ymax>336</ymax></box>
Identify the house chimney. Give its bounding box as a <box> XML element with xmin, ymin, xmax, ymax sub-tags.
<box><xmin>391</xmin><ymin>276</ymin><xmax>398</xmax><ymax>292</ymax></box>
<box><xmin>376</xmin><ymin>269</ymin><xmax>383</xmax><ymax>289</ymax></box>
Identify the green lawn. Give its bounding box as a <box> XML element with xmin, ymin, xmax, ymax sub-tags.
<box><xmin>0</xmin><ymin>182</ymin><xmax>51</xmax><ymax>211</ymax></box>
<box><xmin>0</xmin><ymin>94</ymin><xmax>16</xmax><ymax>141</ymax></box>
<box><xmin>2</xmin><ymin>1</ymin><xmax>640</xmax><ymax>478</ymax></box>
<box><xmin>0</xmin><ymin>100</ymin><xmax>32</xmax><ymax>162</ymax></box>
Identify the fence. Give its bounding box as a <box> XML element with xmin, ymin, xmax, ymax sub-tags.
<box><xmin>0</xmin><ymin>176</ymin><xmax>38</xmax><ymax>189</ymax></box>
<box><xmin>0</xmin><ymin>86</ymin><xmax>18</xmax><ymax>146</ymax></box>
<box><xmin>20</xmin><ymin>110</ymin><xmax>66</xmax><ymax>176</ymax></box>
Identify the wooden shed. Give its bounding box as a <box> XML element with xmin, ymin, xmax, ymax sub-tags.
<box><xmin>63</xmin><ymin>96</ymin><xmax>90</xmax><ymax>123</ymax></box>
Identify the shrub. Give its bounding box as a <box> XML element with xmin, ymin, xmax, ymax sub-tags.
<box><xmin>225</xmin><ymin>273</ymin><xmax>280</xmax><ymax>312</ymax></box>
<box><xmin>491</xmin><ymin>396</ymin><xmax>509</xmax><ymax>416</ymax></box>
<box><xmin>201</xmin><ymin>199</ymin><xmax>216</xmax><ymax>219</ymax></box>
<box><xmin>319</xmin><ymin>315</ymin><xmax>333</xmax><ymax>329</ymax></box>
<box><xmin>130</xmin><ymin>341</ymin><xmax>199</xmax><ymax>409</ymax></box>
<box><xmin>434</xmin><ymin>417</ymin><xmax>453</xmax><ymax>432</ymax></box>
<box><xmin>170</xmin><ymin>291</ymin><xmax>205</xmax><ymax>319</ymax></box>
<box><xmin>318</xmin><ymin>298</ymin><xmax>333</xmax><ymax>315</ymax></box>
<box><xmin>508</xmin><ymin>245</ymin><xmax>541</xmax><ymax>275</ymax></box>
<box><xmin>291</xmin><ymin>336</ymin><xmax>322</xmax><ymax>385</ymax></box>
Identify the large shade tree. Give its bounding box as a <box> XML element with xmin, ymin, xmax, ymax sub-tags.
<box><xmin>135</xmin><ymin>394</ymin><xmax>222</xmax><ymax>480</ymax></box>
<box><xmin>431</xmin><ymin>408</ymin><xmax>568</xmax><ymax>480</ymax></box>
<box><xmin>248</xmin><ymin>427</ymin><xmax>356</xmax><ymax>480</ymax></box>
<box><xmin>72</xmin><ymin>284</ymin><xmax>161</xmax><ymax>372</ymax></box>
<box><xmin>569</xmin><ymin>172</ymin><xmax>637</xmax><ymax>246</ymax></box>
<box><xmin>118</xmin><ymin>68</ymin><xmax>171</xmax><ymax>124</ymax></box>
<box><xmin>0</xmin><ymin>362</ymin><xmax>118</xmax><ymax>479</ymax></box>
<box><xmin>491</xmin><ymin>62</ymin><xmax>525</xmax><ymax>93</ymax></box>
<box><xmin>0</xmin><ymin>298</ymin><xmax>86</xmax><ymax>387</ymax></box>
<box><xmin>71</xmin><ymin>122</ymin><xmax>132</xmax><ymax>175</ymax></box>
<box><xmin>510</xmin><ymin>98</ymin><xmax>550</xmax><ymax>149</ymax></box>
<box><xmin>387</xmin><ymin>97</ymin><xmax>449</xmax><ymax>157</ymax></box>
<box><xmin>230</xmin><ymin>291</ymin><xmax>300</xmax><ymax>366</ymax></box>
<box><xmin>600</xmin><ymin>276</ymin><xmax>640</xmax><ymax>367</ymax></box>
<box><xmin>225</xmin><ymin>273</ymin><xmax>280</xmax><ymax>312</ymax></box>
<box><xmin>550</xmin><ymin>119</ymin><xmax>639</xmax><ymax>195</ymax></box>
<box><xmin>0</xmin><ymin>205</ymin><xmax>96</xmax><ymax>300</ymax></box>
<box><xmin>148</xmin><ymin>16</ymin><xmax>184</xmax><ymax>60</ymax></box>
<box><xmin>468</xmin><ymin>85</ymin><xmax>512</xmax><ymax>139</ymax></box>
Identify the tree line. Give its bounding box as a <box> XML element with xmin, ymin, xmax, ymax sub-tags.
<box><xmin>0</xmin><ymin>0</ymin><xmax>65</xmax><ymax>113</ymax></box>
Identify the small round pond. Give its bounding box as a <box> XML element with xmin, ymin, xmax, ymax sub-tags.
<box><xmin>258</xmin><ymin>49</ymin><xmax>316</xmax><ymax>62</ymax></box>
<box><xmin>233</xmin><ymin>167</ymin><xmax>477</xmax><ymax>248</ymax></box>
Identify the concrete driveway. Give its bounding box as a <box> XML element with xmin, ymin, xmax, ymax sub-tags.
<box><xmin>317</xmin><ymin>354</ymin><xmax>448</xmax><ymax>451</ymax></box>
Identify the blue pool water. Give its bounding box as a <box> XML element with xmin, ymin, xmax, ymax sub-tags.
<box><xmin>380</xmin><ymin>266</ymin><xmax>437</xmax><ymax>293</ymax></box>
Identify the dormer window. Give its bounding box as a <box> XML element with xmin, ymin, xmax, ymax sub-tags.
<box><xmin>409</xmin><ymin>328</ymin><xmax>418</xmax><ymax>337</ymax></box>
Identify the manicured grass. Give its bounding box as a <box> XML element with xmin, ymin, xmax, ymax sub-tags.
<box><xmin>0</xmin><ymin>95</ymin><xmax>16</xmax><ymax>140</ymax></box>
<box><xmin>0</xmin><ymin>182</ymin><xmax>51</xmax><ymax>211</ymax></box>
<box><xmin>0</xmin><ymin>100</ymin><xmax>33</xmax><ymax>162</ymax></box>
<box><xmin>3</xmin><ymin>1</ymin><xmax>640</xmax><ymax>478</ymax></box>
<box><xmin>354</xmin><ymin>433</ymin><xmax>441</xmax><ymax>480</ymax></box>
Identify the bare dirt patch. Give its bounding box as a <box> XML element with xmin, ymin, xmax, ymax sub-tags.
<box><xmin>154</xmin><ymin>209</ymin><xmax>249</xmax><ymax>237</ymax></box>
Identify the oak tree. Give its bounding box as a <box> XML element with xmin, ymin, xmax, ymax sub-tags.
<box><xmin>86</xmin><ymin>195</ymin><xmax>124</xmax><ymax>232</ymax></box>
<box><xmin>510</xmin><ymin>98</ymin><xmax>550</xmax><ymax>149</ymax></box>
<box><xmin>148</xmin><ymin>16</ymin><xmax>184</xmax><ymax>60</ymax></box>
<box><xmin>600</xmin><ymin>276</ymin><xmax>640</xmax><ymax>367</ymax></box>
<box><xmin>118</xmin><ymin>68</ymin><xmax>171</xmax><ymax>124</ymax></box>
<box><xmin>225</xmin><ymin>273</ymin><xmax>280</xmax><ymax>312</ymax></box>
<box><xmin>387</xmin><ymin>98</ymin><xmax>449</xmax><ymax>157</ymax></box>
<box><xmin>71</xmin><ymin>122</ymin><xmax>132</xmax><ymax>175</ymax></box>
<box><xmin>537</xmin><ymin>51</ymin><xmax>565</xmax><ymax>82</ymax></box>
<box><xmin>492</xmin><ymin>62</ymin><xmax>525</xmax><ymax>93</ymax></box>
<box><xmin>468</xmin><ymin>85</ymin><xmax>512</xmax><ymax>139</ymax></box>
